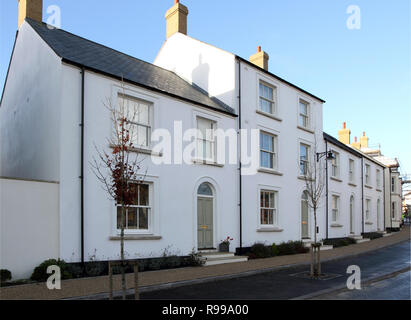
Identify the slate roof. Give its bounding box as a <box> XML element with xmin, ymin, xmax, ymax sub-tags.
<box><xmin>323</xmin><ymin>132</ymin><xmax>386</xmax><ymax>168</ymax></box>
<box><xmin>26</xmin><ymin>19</ymin><xmax>235</xmax><ymax>116</ymax></box>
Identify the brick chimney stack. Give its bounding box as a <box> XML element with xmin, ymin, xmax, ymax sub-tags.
<box><xmin>18</xmin><ymin>0</ymin><xmax>43</xmax><ymax>29</ymax></box>
<box><xmin>165</xmin><ymin>0</ymin><xmax>189</xmax><ymax>39</ymax></box>
<box><xmin>249</xmin><ymin>46</ymin><xmax>269</xmax><ymax>71</ymax></box>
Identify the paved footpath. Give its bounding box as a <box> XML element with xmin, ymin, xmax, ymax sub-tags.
<box><xmin>1</xmin><ymin>226</ymin><xmax>409</xmax><ymax>300</ymax></box>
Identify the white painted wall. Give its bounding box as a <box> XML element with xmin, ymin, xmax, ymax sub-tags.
<box><xmin>327</xmin><ymin>144</ymin><xmax>363</xmax><ymax>238</ymax></box>
<box><xmin>327</xmin><ymin>143</ymin><xmax>385</xmax><ymax>237</ymax></box>
<box><xmin>0</xmin><ymin>178</ymin><xmax>59</xmax><ymax>280</ymax></box>
<box><xmin>58</xmin><ymin>67</ymin><xmax>239</xmax><ymax>262</ymax></box>
<box><xmin>154</xmin><ymin>33</ymin><xmax>237</xmax><ymax>110</ymax></box>
<box><xmin>0</xmin><ymin>21</ymin><xmax>62</xmax><ymax>182</ymax></box>
<box><xmin>238</xmin><ymin>61</ymin><xmax>326</xmax><ymax>246</ymax></box>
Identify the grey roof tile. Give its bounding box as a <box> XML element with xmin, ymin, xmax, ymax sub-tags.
<box><xmin>26</xmin><ymin>19</ymin><xmax>235</xmax><ymax>115</ymax></box>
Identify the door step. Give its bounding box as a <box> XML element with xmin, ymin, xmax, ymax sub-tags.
<box><xmin>349</xmin><ymin>235</ymin><xmax>363</xmax><ymax>241</ymax></box>
<box><xmin>355</xmin><ymin>238</ymin><xmax>370</xmax><ymax>244</ymax></box>
<box><xmin>303</xmin><ymin>241</ymin><xmax>333</xmax><ymax>251</ymax></box>
<box><xmin>199</xmin><ymin>252</ymin><xmax>248</xmax><ymax>266</ymax></box>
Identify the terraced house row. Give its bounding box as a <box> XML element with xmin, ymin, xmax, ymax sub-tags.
<box><xmin>0</xmin><ymin>0</ymin><xmax>402</xmax><ymax>279</ymax></box>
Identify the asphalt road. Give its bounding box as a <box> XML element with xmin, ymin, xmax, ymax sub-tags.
<box><xmin>313</xmin><ymin>270</ymin><xmax>410</xmax><ymax>300</ymax></box>
<box><xmin>140</xmin><ymin>240</ymin><xmax>411</xmax><ymax>300</ymax></box>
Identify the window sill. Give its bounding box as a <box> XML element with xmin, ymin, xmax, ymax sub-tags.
<box><xmin>365</xmin><ymin>221</ymin><xmax>373</xmax><ymax>225</ymax></box>
<box><xmin>298</xmin><ymin>175</ymin><xmax>313</xmax><ymax>182</ymax></box>
<box><xmin>256</xmin><ymin>110</ymin><xmax>283</xmax><ymax>122</ymax></box>
<box><xmin>109</xmin><ymin>144</ymin><xmax>162</xmax><ymax>157</ymax></box>
<box><xmin>365</xmin><ymin>185</ymin><xmax>373</xmax><ymax>189</ymax></box>
<box><xmin>297</xmin><ymin>126</ymin><xmax>315</xmax><ymax>134</ymax></box>
<box><xmin>109</xmin><ymin>235</ymin><xmax>162</xmax><ymax>241</ymax></box>
<box><xmin>330</xmin><ymin>176</ymin><xmax>342</xmax><ymax>182</ymax></box>
<box><xmin>348</xmin><ymin>182</ymin><xmax>357</xmax><ymax>187</ymax></box>
<box><xmin>257</xmin><ymin>227</ymin><xmax>283</xmax><ymax>233</ymax></box>
<box><xmin>258</xmin><ymin>168</ymin><xmax>283</xmax><ymax>176</ymax></box>
<box><xmin>192</xmin><ymin>159</ymin><xmax>224</xmax><ymax>167</ymax></box>
<box><xmin>330</xmin><ymin>223</ymin><xmax>343</xmax><ymax>228</ymax></box>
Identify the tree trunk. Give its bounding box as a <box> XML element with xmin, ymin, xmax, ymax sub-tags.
<box><xmin>120</xmin><ymin>205</ymin><xmax>126</xmax><ymax>300</ymax></box>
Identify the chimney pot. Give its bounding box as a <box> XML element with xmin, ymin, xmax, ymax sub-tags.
<box><xmin>257</xmin><ymin>46</ymin><xmax>261</xmax><ymax>53</ymax></box>
<box><xmin>343</xmin><ymin>122</ymin><xmax>346</xmax><ymax>129</ymax></box>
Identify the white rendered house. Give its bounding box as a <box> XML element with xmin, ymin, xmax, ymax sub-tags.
<box><xmin>1</xmin><ymin>1</ymin><xmax>388</xmax><ymax>279</ymax></box>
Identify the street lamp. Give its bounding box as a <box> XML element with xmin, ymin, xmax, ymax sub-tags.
<box><xmin>316</xmin><ymin>150</ymin><xmax>335</xmax><ymax>162</ymax></box>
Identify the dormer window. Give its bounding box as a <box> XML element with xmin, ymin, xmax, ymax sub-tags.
<box><xmin>259</xmin><ymin>81</ymin><xmax>276</xmax><ymax>115</ymax></box>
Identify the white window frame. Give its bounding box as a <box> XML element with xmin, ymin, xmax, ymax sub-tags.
<box><xmin>298</xmin><ymin>99</ymin><xmax>310</xmax><ymax>129</ymax></box>
<box><xmin>349</xmin><ymin>159</ymin><xmax>355</xmax><ymax>183</ymax></box>
<box><xmin>259</xmin><ymin>81</ymin><xmax>277</xmax><ymax>115</ymax></box>
<box><xmin>196</xmin><ymin>116</ymin><xmax>217</xmax><ymax>162</ymax></box>
<box><xmin>260</xmin><ymin>131</ymin><xmax>277</xmax><ymax>170</ymax></box>
<box><xmin>331</xmin><ymin>195</ymin><xmax>340</xmax><ymax>223</ymax></box>
<box><xmin>259</xmin><ymin>189</ymin><xmax>279</xmax><ymax>228</ymax></box>
<box><xmin>115</xmin><ymin>182</ymin><xmax>153</xmax><ymax>234</ymax></box>
<box><xmin>118</xmin><ymin>94</ymin><xmax>153</xmax><ymax>149</ymax></box>
<box><xmin>376</xmin><ymin>169</ymin><xmax>381</xmax><ymax>189</ymax></box>
<box><xmin>365</xmin><ymin>164</ymin><xmax>371</xmax><ymax>185</ymax></box>
<box><xmin>299</xmin><ymin>143</ymin><xmax>310</xmax><ymax>176</ymax></box>
<box><xmin>331</xmin><ymin>151</ymin><xmax>340</xmax><ymax>178</ymax></box>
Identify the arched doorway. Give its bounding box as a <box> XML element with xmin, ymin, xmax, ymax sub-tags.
<box><xmin>301</xmin><ymin>191</ymin><xmax>310</xmax><ymax>239</ymax></box>
<box><xmin>197</xmin><ymin>182</ymin><xmax>214</xmax><ymax>249</ymax></box>
<box><xmin>350</xmin><ymin>196</ymin><xmax>355</xmax><ymax>234</ymax></box>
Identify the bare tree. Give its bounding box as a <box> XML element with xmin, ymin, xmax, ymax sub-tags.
<box><xmin>91</xmin><ymin>83</ymin><xmax>146</xmax><ymax>299</ymax></box>
<box><xmin>302</xmin><ymin>135</ymin><xmax>327</xmax><ymax>277</ymax></box>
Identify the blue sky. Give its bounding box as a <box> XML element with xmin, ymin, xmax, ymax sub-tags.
<box><xmin>1</xmin><ymin>0</ymin><xmax>410</xmax><ymax>174</ymax></box>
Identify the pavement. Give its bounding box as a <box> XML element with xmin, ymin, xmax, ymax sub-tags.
<box><xmin>0</xmin><ymin>225</ymin><xmax>409</xmax><ymax>300</ymax></box>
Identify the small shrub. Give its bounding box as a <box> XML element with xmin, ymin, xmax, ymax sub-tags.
<box><xmin>323</xmin><ymin>237</ymin><xmax>356</xmax><ymax>248</ymax></box>
<box><xmin>187</xmin><ymin>250</ymin><xmax>205</xmax><ymax>267</ymax></box>
<box><xmin>271</xmin><ymin>243</ymin><xmax>279</xmax><ymax>256</ymax></box>
<box><xmin>277</xmin><ymin>241</ymin><xmax>309</xmax><ymax>255</ymax></box>
<box><xmin>250</xmin><ymin>243</ymin><xmax>272</xmax><ymax>259</ymax></box>
<box><xmin>0</xmin><ymin>269</ymin><xmax>12</xmax><ymax>283</ymax></box>
<box><xmin>30</xmin><ymin>259</ymin><xmax>72</xmax><ymax>282</ymax></box>
<box><xmin>362</xmin><ymin>232</ymin><xmax>383</xmax><ymax>240</ymax></box>
<box><xmin>84</xmin><ymin>262</ymin><xmax>106</xmax><ymax>277</ymax></box>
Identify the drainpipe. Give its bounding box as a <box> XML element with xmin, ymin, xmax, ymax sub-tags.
<box><xmin>390</xmin><ymin>170</ymin><xmax>393</xmax><ymax>229</ymax></box>
<box><xmin>325</xmin><ymin>140</ymin><xmax>329</xmax><ymax>239</ymax></box>
<box><xmin>80</xmin><ymin>67</ymin><xmax>85</xmax><ymax>264</ymax></box>
<box><xmin>383</xmin><ymin>167</ymin><xmax>386</xmax><ymax>230</ymax></box>
<box><xmin>237</xmin><ymin>59</ymin><xmax>243</xmax><ymax>252</ymax></box>
<box><xmin>361</xmin><ymin>157</ymin><xmax>364</xmax><ymax>234</ymax></box>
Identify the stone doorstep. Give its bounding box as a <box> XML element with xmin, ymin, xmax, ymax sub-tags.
<box><xmin>349</xmin><ymin>234</ymin><xmax>364</xmax><ymax>240</ymax></box>
<box><xmin>204</xmin><ymin>256</ymin><xmax>249</xmax><ymax>266</ymax></box>
<box><xmin>356</xmin><ymin>238</ymin><xmax>371</xmax><ymax>244</ymax></box>
<box><xmin>199</xmin><ymin>252</ymin><xmax>235</xmax><ymax>259</ymax></box>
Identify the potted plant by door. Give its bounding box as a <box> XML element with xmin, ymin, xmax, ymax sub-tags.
<box><xmin>219</xmin><ymin>236</ymin><xmax>233</xmax><ymax>252</ymax></box>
